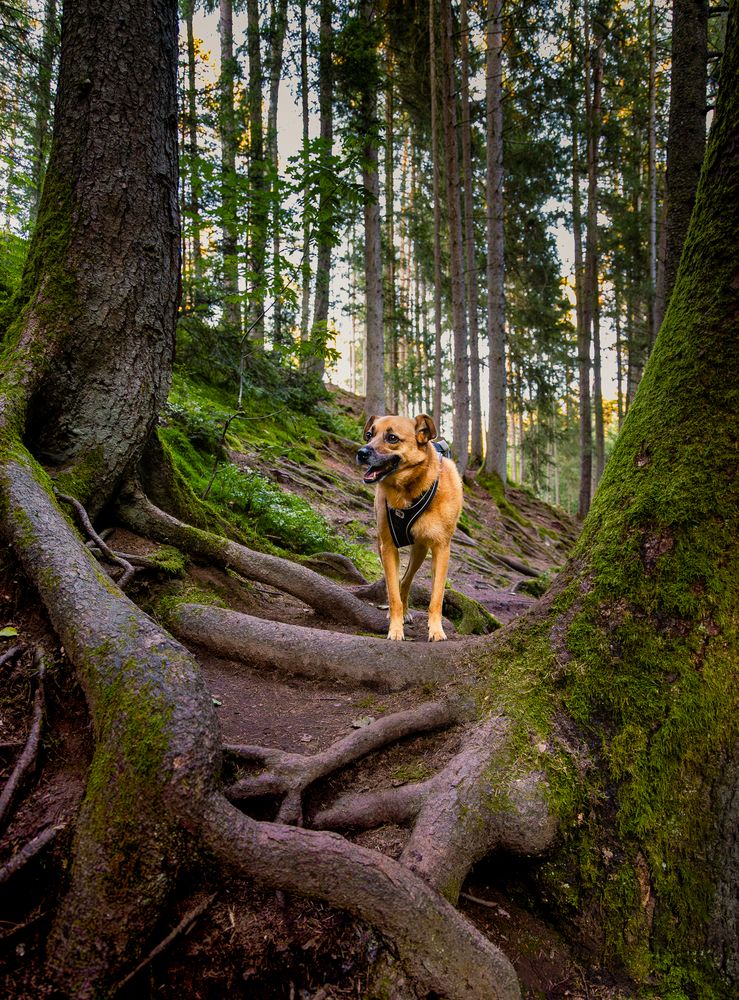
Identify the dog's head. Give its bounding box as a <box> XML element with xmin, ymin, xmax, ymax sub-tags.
<box><xmin>356</xmin><ymin>414</ymin><xmax>437</xmax><ymax>484</ymax></box>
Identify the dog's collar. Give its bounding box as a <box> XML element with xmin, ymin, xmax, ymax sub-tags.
<box><xmin>385</xmin><ymin>450</ymin><xmax>443</xmax><ymax>548</ymax></box>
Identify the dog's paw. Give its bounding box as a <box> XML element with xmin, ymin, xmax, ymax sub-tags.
<box><xmin>428</xmin><ymin>627</ymin><xmax>447</xmax><ymax>642</ymax></box>
<box><xmin>387</xmin><ymin>624</ymin><xmax>405</xmax><ymax>641</ymax></box>
<box><xmin>403</xmin><ymin>610</ymin><xmax>414</xmax><ymax>624</ymax></box>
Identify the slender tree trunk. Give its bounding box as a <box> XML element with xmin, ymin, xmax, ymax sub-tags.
<box><xmin>246</xmin><ymin>0</ymin><xmax>266</xmax><ymax>350</ymax></box>
<box><xmin>648</xmin><ymin>0</ymin><xmax>658</xmax><ymax>345</ymax></box>
<box><xmin>185</xmin><ymin>0</ymin><xmax>203</xmax><ymax>293</ymax></box>
<box><xmin>440</xmin><ymin>0</ymin><xmax>469</xmax><ymax>472</ymax></box>
<box><xmin>29</xmin><ymin>0</ymin><xmax>58</xmax><ymax>223</ymax></box>
<box><xmin>661</xmin><ymin>0</ymin><xmax>708</xmax><ymax>323</ymax></box>
<box><xmin>430</xmin><ymin>0</ymin><xmax>444</xmax><ymax>431</ymax></box>
<box><xmin>460</xmin><ymin>0</ymin><xmax>483</xmax><ymax>467</ymax></box>
<box><xmin>361</xmin><ymin>3</ymin><xmax>384</xmax><ymax>416</ymax></box>
<box><xmin>267</xmin><ymin>0</ymin><xmax>288</xmax><ymax>346</ymax></box>
<box><xmin>484</xmin><ymin>0</ymin><xmax>506</xmax><ymax>482</ymax></box>
<box><xmin>384</xmin><ymin>59</ymin><xmax>398</xmax><ymax>412</ymax></box>
<box><xmin>306</xmin><ymin>0</ymin><xmax>333</xmax><ymax>379</ymax></box>
<box><xmin>300</xmin><ymin>0</ymin><xmax>311</xmax><ymax>341</ymax></box>
<box><xmin>219</xmin><ymin>0</ymin><xmax>241</xmax><ymax>339</ymax></box>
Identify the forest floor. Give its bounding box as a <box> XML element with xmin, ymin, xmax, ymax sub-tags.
<box><xmin>0</xmin><ymin>385</ymin><xmax>634</xmax><ymax>1000</ymax></box>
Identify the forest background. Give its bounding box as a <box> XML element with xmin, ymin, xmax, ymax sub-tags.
<box><xmin>0</xmin><ymin>0</ymin><xmax>726</xmax><ymax>514</ymax></box>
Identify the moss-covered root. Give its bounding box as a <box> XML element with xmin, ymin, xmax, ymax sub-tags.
<box><xmin>0</xmin><ymin>448</ymin><xmax>220</xmax><ymax>996</ymax></box>
<box><xmin>351</xmin><ymin>578</ymin><xmax>501</xmax><ymax>635</ymax></box>
<box><xmin>118</xmin><ymin>482</ymin><xmax>390</xmax><ymax>633</ymax></box>
<box><xmin>165</xmin><ymin>602</ymin><xmax>463</xmax><ymax>690</ymax></box>
<box><xmin>201</xmin><ymin>794</ymin><xmax>523</xmax><ymax>1000</ymax></box>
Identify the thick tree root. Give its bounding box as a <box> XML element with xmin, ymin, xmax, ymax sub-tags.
<box><xmin>225</xmin><ymin>699</ymin><xmax>471</xmax><ymax>824</ymax></box>
<box><xmin>118</xmin><ymin>483</ymin><xmax>390</xmax><ymax>632</ymax></box>
<box><xmin>167</xmin><ymin>602</ymin><xmax>474</xmax><ymax>690</ymax></box>
<box><xmin>201</xmin><ymin>794</ymin><xmax>522</xmax><ymax>1000</ymax></box>
<box><xmin>315</xmin><ymin>716</ymin><xmax>557</xmax><ymax>902</ymax></box>
<box><xmin>0</xmin><ymin>652</ymin><xmax>45</xmax><ymax>834</ymax></box>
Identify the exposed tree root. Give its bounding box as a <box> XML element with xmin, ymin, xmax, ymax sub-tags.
<box><xmin>225</xmin><ymin>699</ymin><xmax>471</xmax><ymax>824</ymax></box>
<box><xmin>57</xmin><ymin>491</ymin><xmax>137</xmax><ymax>587</ymax></box>
<box><xmin>0</xmin><ymin>651</ymin><xmax>45</xmax><ymax>834</ymax></box>
<box><xmin>302</xmin><ymin>551</ymin><xmax>370</xmax><ymax>584</ymax></box>
<box><xmin>0</xmin><ymin>644</ymin><xmax>23</xmax><ymax>669</ymax></box>
<box><xmin>315</xmin><ymin>716</ymin><xmax>557</xmax><ymax>902</ymax></box>
<box><xmin>118</xmin><ymin>482</ymin><xmax>390</xmax><ymax>632</ymax></box>
<box><xmin>0</xmin><ymin>822</ymin><xmax>67</xmax><ymax>886</ymax></box>
<box><xmin>1</xmin><ymin>445</ymin><xmax>528</xmax><ymax>999</ymax></box>
<box><xmin>167</xmin><ymin>602</ymin><xmax>473</xmax><ymax>690</ymax></box>
<box><xmin>200</xmin><ymin>795</ymin><xmax>522</xmax><ymax>1000</ymax></box>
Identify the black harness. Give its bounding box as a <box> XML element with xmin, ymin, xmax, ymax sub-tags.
<box><xmin>385</xmin><ymin>442</ymin><xmax>449</xmax><ymax>548</ymax></box>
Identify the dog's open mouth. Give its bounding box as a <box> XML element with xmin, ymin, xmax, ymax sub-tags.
<box><xmin>362</xmin><ymin>455</ymin><xmax>400</xmax><ymax>484</ymax></box>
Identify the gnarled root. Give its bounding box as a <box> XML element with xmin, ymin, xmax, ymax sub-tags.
<box><xmin>166</xmin><ymin>602</ymin><xmax>474</xmax><ymax>689</ymax></box>
<box><xmin>225</xmin><ymin>698</ymin><xmax>471</xmax><ymax>823</ymax></box>
<box><xmin>0</xmin><ymin>651</ymin><xmax>46</xmax><ymax>834</ymax></box>
<box><xmin>315</xmin><ymin>716</ymin><xmax>557</xmax><ymax>902</ymax></box>
<box><xmin>118</xmin><ymin>481</ymin><xmax>390</xmax><ymax>633</ymax></box>
<box><xmin>200</xmin><ymin>794</ymin><xmax>522</xmax><ymax>1000</ymax></box>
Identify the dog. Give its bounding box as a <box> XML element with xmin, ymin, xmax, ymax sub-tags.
<box><xmin>356</xmin><ymin>414</ymin><xmax>463</xmax><ymax>641</ymax></box>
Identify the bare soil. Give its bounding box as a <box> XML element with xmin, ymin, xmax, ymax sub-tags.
<box><xmin>0</xmin><ymin>394</ymin><xmax>634</xmax><ymax>999</ymax></box>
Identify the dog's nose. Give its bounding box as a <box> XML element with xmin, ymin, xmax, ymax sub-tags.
<box><xmin>356</xmin><ymin>446</ymin><xmax>371</xmax><ymax>464</ymax></box>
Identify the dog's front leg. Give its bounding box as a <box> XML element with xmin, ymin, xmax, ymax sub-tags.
<box><xmin>428</xmin><ymin>544</ymin><xmax>451</xmax><ymax>641</ymax></box>
<box><xmin>380</xmin><ymin>539</ymin><xmax>405</xmax><ymax>640</ymax></box>
<box><xmin>400</xmin><ymin>541</ymin><xmax>427</xmax><ymax>624</ymax></box>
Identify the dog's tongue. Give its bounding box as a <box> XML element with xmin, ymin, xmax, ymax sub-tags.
<box><xmin>363</xmin><ymin>467</ymin><xmax>382</xmax><ymax>483</ymax></box>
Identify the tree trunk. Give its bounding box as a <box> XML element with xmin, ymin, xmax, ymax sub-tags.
<box><xmin>430</xmin><ymin>0</ymin><xmax>444</xmax><ymax>431</ymax></box>
<box><xmin>648</xmin><ymin>0</ymin><xmax>658</xmax><ymax>345</ymax></box>
<box><xmin>306</xmin><ymin>0</ymin><xmax>333</xmax><ymax>379</ymax></box>
<box><xmin>460</xmin><ymin>0</ymin><xmax>483</xmax><ymax>466</ymax></box>
<box><xmin>184</xmin><ymin>0</ymin><xmax>203</xmax><ymax>293</ymax></box>
<box><xmin>384</xmin><ymin>57</ymin><xmax>398</xmax><ymax>412</ymax></box>
<box><xmin>267</xmin><ymin>0</ymin><xmax>288</xmax><ymax>345</ymax></box>
<box><xmin>29</xmin><ymin>0</ymin><xmax>58</xmax><ymax>223</ymax></box>
<box><xmin>661</xmin><ymin>0</ymin><xmax>708</xmax><ymax>322</ymax></box>
<box><xmin>440</xmin><ymin>0</ymin><xmax>470</xmax><ymax>472</ymax></box>
<box><xmin>484</xmin><ymin>0</ymin><xmax>506</xmax><ymax>483</ymax></box>
<box><xmin>219</xmin><ymin>0</ymin><xmax>241</xmax><ymax>338</ymax></box>
<box><xmin>246</xmin><ymin>0</ymin><xmax>266</xmax><ymax>350</ymax></box>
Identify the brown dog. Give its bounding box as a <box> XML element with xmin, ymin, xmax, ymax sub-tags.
<box><xmin>356</xmin><ymin>414</ymin><xmax>463</xmax><ymax>641</ymax></box>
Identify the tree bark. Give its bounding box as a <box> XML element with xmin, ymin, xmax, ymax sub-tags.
<box><xmin>184</xmin><ymin>0</ymin><xmax>204</xmax><ymax>292</ymax></box>
<box><xmin>246</xmin><ymin>0</ymin><xmax>267</xmax><ymax>350</ymax></box>
<box><xmin>267</xmin><ymin>0</ymin><xmax>288</xmax><ymax>345</ymax></box>
<box><xmin>430</xmin><ymin>0</ymin><xmax>444</xmax><ymax>431</ymax></box>
<box><xmin>29</xmin><ymin>0</ymin><xmax>58</xmax><ymax>223</ymax></box>
<box><xmin>219</xmin><ymin>0</ymin><xmax>242</xmax><ymax>338</ymax></box>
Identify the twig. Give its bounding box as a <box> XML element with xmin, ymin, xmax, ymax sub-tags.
<box><xmin>201</xmin><ymin>411</ymin><xmax>246</xmax><ymax>500</ymax></box>
<box><xmin>0</xmin><ymin>645</ymin><xmax>22</xmax><ymax>669</ymax></box>
<box><xmin>113</xmin><ymin>892</ymin><xmax>218</xmax><ymax>991</ymax></box>
<box><xmin>460</xmin><ymin>891</ymin><xmax>502</xmax><ymax>911</ymax></box>
<box><xmin>55</xmin><ymin>492</ymin><xmax>136</xmax><ymax>587</ymax></box>
<box><xmin>0</xmin><ymin>822</ymin><xmax>65</xmax><ymax>885</ymax></box>
<box><xmin>0</xmin><ymin>652</ymin><xmax>45</xmax><ymax>834</ymax></box>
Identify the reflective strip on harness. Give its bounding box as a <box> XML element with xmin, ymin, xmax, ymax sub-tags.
<box><xmin>385</xmin><ymin>449</ymin><xmax>443</xmax><ymax>548</ymax></box>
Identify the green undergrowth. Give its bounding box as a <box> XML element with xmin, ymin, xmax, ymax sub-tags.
<box><xmin>476</xmin><ymin>470</ymin><xmax>532</xmax><ymax>528</ymax></box>
<box><xmin>161</xmin><ymin>370</ymin><xmax>377</xmax><ymax>577</ymax></box>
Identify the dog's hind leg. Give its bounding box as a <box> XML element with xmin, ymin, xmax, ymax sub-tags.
<box><xmin>400</xmin><ymin>541</ymin><xmax>428</xmax><ymax>623</ymax></box>
<box><xmin>428</xmin><ymin>544</ymin><xmax>451</xmax><ymax>641</ymax></box>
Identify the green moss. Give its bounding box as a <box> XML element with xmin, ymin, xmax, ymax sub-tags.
<box><xmin>477</xmin><ymin>470</ymin><xmax>532</xmax><ymax>527</ymax></box>
<box><xmin>517</xmin><ymin>571</ymin><xmax>555</xmax><ymax>599</ymax></box>
<box><xmin>442</xmin><ymin>586</ymin><xmax>501</xmax><ymax>635</ymax></box>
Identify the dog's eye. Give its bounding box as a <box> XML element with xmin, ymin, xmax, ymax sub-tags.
<box><xmin>386</xmin><ymin>433</ymin><xmax>399</xmax><ymax>443</ymax></box>
<box><xmin>365</xmin><ymin>430</ymin><xmax>373</xmax><ymax>441</ymax></box>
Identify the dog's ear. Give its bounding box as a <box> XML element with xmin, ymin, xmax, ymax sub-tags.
<box><xmin>414</xmin><ymin>414</ymin><xmax>437</xmax><ymax>445</ymax></box>
<box><xmin>362</xmin><ymin>415</ymin><xmax>377</xmax><ymax>441</ymax></box>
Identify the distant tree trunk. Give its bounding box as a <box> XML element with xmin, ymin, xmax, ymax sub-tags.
<box><xmin>219</xmin><ymin>0</ymin><xmax>241</xmax><ymax>338</ymax></box>
<box><xmin>360</xmin><ymin>0</ymin><xmax>385</xmax><ymax>417</ymax></box>
<box><xmin>300</xmin><ymin>0</ymin><xmax>311</xmax><ymax>340</ymax></box>
<box><xmin>648</xmin><ymin>0</ymin><xmax>658</xmax><ymax>345</ymax></box>
<box><xmin>460</xmin><ymin>0</ymin><xmax>483</xmax><ymax>467</ymax></box>
<box><xmin>246</xmin><ymin>0</ymin><xmax>266</xmax><ymax>350</ymax></box>
<box><xmin>184</xmin><ymin>0</ymin><xmax>203</xmax><ymax>293</ymax></box>
<box><xmin>661</xmin><ymin>0</ymin><xmax>708</xmax><ymax>322</ymax></box>
<box><xmin>484</xmin><ymin>0</ymin><xmax>506</xmax><ymax>483</ymax></box>
<box><xmin>29</xmin><ymin>0</ymin><xmax>58</xmax><ymax>223</ymax></box>
<box><xmin>384</xmin><ymin>59</ymin><xmax>398</xmax><ymax>412</ymax></box>
<box><xmin>266</xmin><ymin>0</ymin><xmax>288</xmax><ymax>346</ymax></box>
<box><xmin>430</xmin><ymin>0</ymin><xmax>444</xmax><ymax>431</ymax></box>
<box><xmin>306</xmin><ymin>0</ymin><xmax>333</xmax><ymax>379</ymax></box>
<box><xmin>569</xmin><ymin>0</ymin><xmax>587</xmax><ymax>465</ymax></box>
<box><xmin>440</xmin><ymin>0</ymin><xmax>469</xmax><ymax>472</ymax></box>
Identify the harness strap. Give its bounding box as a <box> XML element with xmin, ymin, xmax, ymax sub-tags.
<box><xmin>385</xmin><ymin>450</ymin><xmax>443</xmax><ymax>548</ymax></box>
